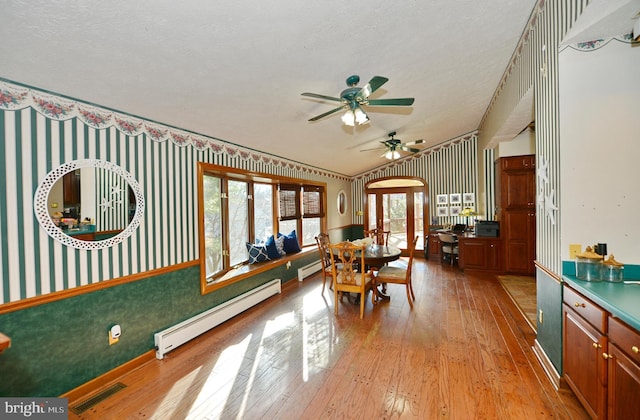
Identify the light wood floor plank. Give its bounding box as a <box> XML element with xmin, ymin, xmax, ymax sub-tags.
<box><xmin>68</xmin><ymin>258</ymin><xmax>588</xmax><ymax>419</ymax></box>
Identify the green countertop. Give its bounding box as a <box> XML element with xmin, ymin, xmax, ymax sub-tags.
<box><xmin>563</xmin><ymin>267</ymin><xmax>640</xmax><ymax>331</ymax></box>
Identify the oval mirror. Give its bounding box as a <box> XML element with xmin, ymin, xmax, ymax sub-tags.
<box><xmin>34</xmin><ymin>159</ymin><xmax>144</xmax><ymax>250</ymax></box>
<box><xmin>337</xmin><ymin>190</ymin><xmax>347</xmax><ymax>216</ymax></box>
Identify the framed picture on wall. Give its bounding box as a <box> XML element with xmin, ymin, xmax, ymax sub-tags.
<box><xmin>436</xmin><ymin>194</ymin><xmax>448</xmax><ymax>205</ymax></box>
<box><xmin>449</xmin><ymin>193</ymin><xmax>461</xmax><ymax>204</ymax></box>
<box><xmin>463</xmin><ymin>192</ymin><xmax>475</xmax><ymax>204</ymax></box>
<box><xmin>437</xmin><ymin>206</ymin><xmax>449</xmax><ymax>217</ymax></box>
<box><xmin>450</xmin><ymin>206</ymin><xmax>461</xmax><ymax>216</ymax></box>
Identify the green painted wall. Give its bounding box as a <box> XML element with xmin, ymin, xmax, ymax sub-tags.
<box><xmin>536</xmin><ymin>267</ymin><xmax>563</xmax><ymax>373</ymax></box>
<box><xmin>0</xmin><ymin>251</ymin><xmax>318</xmax><ymax>397</ymax></box>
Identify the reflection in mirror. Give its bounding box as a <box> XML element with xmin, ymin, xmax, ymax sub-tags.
<box><xmin>34</xmin><ymin>159</ymin><xmax>144</xmax><ymax>250</ymax></box>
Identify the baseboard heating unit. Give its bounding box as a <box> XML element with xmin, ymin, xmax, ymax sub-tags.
<box><xmin>297</xmin><ymin>260</ymin><xmax>322</xmax><ymax>282</ymax></box>
<box><xmin>154</xmin><ymin>278</ymin><xmax>281</xmax><ymax>359</ymax></box>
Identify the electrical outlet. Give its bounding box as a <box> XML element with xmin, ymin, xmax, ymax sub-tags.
<box><xmin>109</xmin><ymin>331</ymin><xmax>119</xmax><ymax>345</ymax></box>
<box><xmin>538</xmin><ymin>309</ymin><xmax>544</xmax><ymax>324</ymax></box>
<box><xmin>286</xmin><ymin>261</ymin><xmax>291</xmax><ymax>270</ymax></box>
<box><xmin>569</xmin><ymin>244</ymin><xmax>581</xmax><ymax>259</ymax></box>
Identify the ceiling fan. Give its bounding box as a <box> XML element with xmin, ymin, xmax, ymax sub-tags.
<box><xmin>360</xmin><ymin>131</ymin><xmax>425</xmax><ymax>160</ymax></box>
<box><xmin>301</xmin><ymin>75</ymin><xmax>414</xmax><ymax>126</ymax></box>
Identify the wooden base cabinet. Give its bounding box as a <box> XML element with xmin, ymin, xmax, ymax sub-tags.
<box><xmin>563</xmin><ymin>303</ymin><xmax>607</xmax><ymax>419</ymax></box>
<box><xmin>607</xmin><ymin>317</ymin><xmax>640</xmax><ymax>420</ymax></box>
<box><xmin>458</xmin><ymin>236</ymin><xmax>502</xmax><ymax>271</ymax></box>
<box><xmin>563</xmin><ymin>285</ymin><xmax>640</xmax><ymax>419</ymax></box>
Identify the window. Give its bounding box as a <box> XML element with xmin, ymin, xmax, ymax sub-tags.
<box><xmin>199</xmin><ymin>163</ymin><xmax>326</xmax><ymax>294</ymax></box>
<box><xmin>278</xmin><ymin>184</ymin><xmax>324</xmax><ymax>247</ymax></box>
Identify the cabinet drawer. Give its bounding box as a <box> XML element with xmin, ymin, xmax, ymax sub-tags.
<box><xmin>609</xmin><ymin>316</ymin><xmax>640</xmax><ymax>365</ymax></box>
<box><xmin>563</xmin><ymin>286</ymin><xmax>607</xmax><ymax>333</ymax></box>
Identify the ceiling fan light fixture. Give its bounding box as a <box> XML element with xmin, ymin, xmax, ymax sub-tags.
<box><xmin>385</xmin><ymin>149</ymin><xmax>401</xmax><ymax>160</ymax></box>
<box><xmin>341</xmin><ymin>110</ymin><xmax>355</xmax><ymax>126</ymax></box>
<box><xmin>354</xmin><ymin>107</ymin><xmax>369</xmax><ymax>125</ymax></box>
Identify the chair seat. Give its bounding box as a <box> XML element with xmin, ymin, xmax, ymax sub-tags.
<box><xmin>376</xmin><ymin>266</ymin><xmax>407</xmax><ymax>280</ymax></box>
<box><xmin>442</xmin><ymin>245</ymin><xmax>459</xmax><ymax>254</ymax></box>
<box><xmin>336</xmin><ymin>271</ymin><xmax>372</xmax><ymax>286</ymax></box>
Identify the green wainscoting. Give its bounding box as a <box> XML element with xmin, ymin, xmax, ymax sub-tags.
<box><xmin>0</xmin><ymin>252</ymin><xmax>319</xmax><ymax>397</ymax></box>
<box><xmin>536</xmin><ymin>267</ymin><xmax>563</xmax><ymax>373</ymax></box>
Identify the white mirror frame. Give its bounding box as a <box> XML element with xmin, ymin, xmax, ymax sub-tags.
<box><xmin>34</xmin><ymin>159</ymin><xmax>145</xmax><ymax>250</ymax></box>
<box><xmin>337</xmin><ymin>190</ymin><xmax>347</xmax><ymax>216</ymax></box>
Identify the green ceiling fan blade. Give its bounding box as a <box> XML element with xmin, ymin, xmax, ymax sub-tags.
<box><xmin>366</xmin><ymin>98</ymin><xmax>415</xmax><ymax>106</ymax></box>
<box><xmin>308</xmin><ymin>105</ymin><xmax>345</xmax><ymax>122</ymax></box>
<box><xmin>301</xmin><ymin>92</ymin><xmax>343</xmax><ymax>102</ymax></box>
<box><xmin>360</xmin><ymin>141</ymin><xmax>388</xmax><ymax>152</ymax></box>
<box><xmin>355</xmin><ymin>76</ymin><xmax>389</xmax><ymax>101</ymax></box>
<box><xmin>400</xmin><ymin>146</ymin><xmax>420</xmax><ymax>153</ymax></box>
<box><xmin>403</xmin><ymin>139</ymin><xmax>424</xmax><ymax>146</ymax></box>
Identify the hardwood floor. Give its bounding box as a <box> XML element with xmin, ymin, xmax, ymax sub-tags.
<box><xmin>68</xmin><ymin>258</ymin><xmax>588</xmax><ymax>419</ymax></box>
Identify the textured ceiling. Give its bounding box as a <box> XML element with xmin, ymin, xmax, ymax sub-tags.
<box><xmin>1</xmin><ymin>1</ymin><xmax>637</xmax><ymax>176</ymax></box>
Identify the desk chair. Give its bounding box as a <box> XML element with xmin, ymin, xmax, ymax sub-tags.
<box><xmin>329</xmin><ymin>241</ymin><xmax>375</xmax><ymax>319</ymax></box>
<box><xmin>373</xmin><ymin>236</ymin><xmax>418</xmax><ymax>308</ymax></box>
<box><xmin>438</xmin><ymin>232</ymin><xmax>459</xmax><ymax>266</ymax></box>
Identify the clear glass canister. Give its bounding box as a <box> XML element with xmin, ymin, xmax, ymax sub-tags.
<box><xmin>575</xmin><ymin>257</ymin><xmax>603</xmax><ymax>281</ymax></box>
<box><xmin>601</xmin><ymin>255</ymin><xmax>624</xmax><ymax>282</ymax></box>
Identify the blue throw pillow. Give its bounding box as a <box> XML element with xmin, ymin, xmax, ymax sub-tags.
<box><xmin>281</xmin><ymin>230</ymin><xmax>301</xmax><ymax>254</ymax></box>
<box><xmin>246</xmin><ymin>242</ymin><xmax>271</xmax><ymax>264</ymax></box>
<box><xmin>264</xmin><ymin>235</ymin><xmax>282</xmax><ymax>260</ymax></box>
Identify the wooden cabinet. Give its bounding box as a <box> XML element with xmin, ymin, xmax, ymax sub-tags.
<box><xmin>496</xmin><ymin>155</ymin><xmax>536</xmax><ymax>275</ymax></box>
<box><xmin>607</xmin><ymin>317</ymin><xmax>640</xmax><ymax>420</ymax></box>
<box><xmin>458</xmin><ymin>236</ymin><xmax>502</xmax><ymax>271</ymax></box>
<box><xmin>427</xmin><ymin>233</ymin><xmax>441</xmax><ymax>261</ymax></box>
<box><xmin>563</xmin><ymin>284</ymin><xmax>640</xmax><ymax>419</ymax></box>
<box><xmin>563</xmin><ymin>301</ymin><xmax>607</xmax><ymax>419</ymax></box>
<box><xmin>63</xmin><ymin>170</ymin><xmax>81</xmax><ymax>206</ymax></box>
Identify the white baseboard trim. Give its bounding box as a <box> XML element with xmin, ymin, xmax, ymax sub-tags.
<box><xmin>532</xmin><ymin>339</ymin><xmax>561</xmax><ymax>390</ymax></box>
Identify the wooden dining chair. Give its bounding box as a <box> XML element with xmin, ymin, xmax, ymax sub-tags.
<box><xmin>364</xmin><ymin>228</ymin><xmax>390</xmax><ymax>246</ymax></box>
<box><xmin>328</xmin><ymin>241</ymin><xmax>375</xmax><ymax>319</ymax></box>
<box><xmin>315</xmin><ymin>233</ymin><xmax>335</xmax><ymax>294</ymax></box>
<box><xmin>373</xmin><ymin>236</ymin><xmax>418</xmax><ymax>308</ymax></box>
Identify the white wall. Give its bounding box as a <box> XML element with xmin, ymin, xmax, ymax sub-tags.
<box><xmin>497</xmin><ymin>127</ymin><xmax>535</xmax><ymax>157</ymax></box>
<box><xmin>560</xmin><ymin>38</ymin><xmax>640</xmax><ymax>263</ymax></box>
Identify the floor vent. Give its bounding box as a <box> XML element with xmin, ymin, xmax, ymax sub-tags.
<box><xmin>71</xmin><ymin>382</ymin><xmax>127</xmax><ymax>414</ymax></box>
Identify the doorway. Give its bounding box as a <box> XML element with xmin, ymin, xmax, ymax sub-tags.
<box><xmin>365</xmin><ymin>177</ymin><xmax>427</xmax><ymax>253</ymax></box>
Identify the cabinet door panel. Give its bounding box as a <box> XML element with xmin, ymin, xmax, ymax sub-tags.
<box><xmin>563</xmin><ymin>305</ymin><xmax>607</xmax><ymax>419</ymax></box>
<box><xmin>608</xmin><ymin>344</ymin><xmax>640</xmax><ymax>420</ymax></box>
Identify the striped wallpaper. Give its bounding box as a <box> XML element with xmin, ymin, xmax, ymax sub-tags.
<box><xmin>0</xmin><ymin>81</ymin><xmax>343</xmax><ymax>304</ymax></box>
<box><xmin>351</xmin><ymin>133</ymin><xmax>484</xmax><ymax>226</ymax></box>
<box><xmin>478</xmin><ymin>0</ymin><xmax>590</xmax><ymax>276</ymax></box>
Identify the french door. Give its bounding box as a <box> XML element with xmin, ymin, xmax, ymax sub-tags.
<box><xmin>365</xmin><ymin>186</ymin><xmax>425</xmax><ymax>253</ymax></box>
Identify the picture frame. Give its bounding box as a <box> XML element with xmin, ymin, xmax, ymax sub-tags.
<box><xmin>449</xmin><ymin>193</ymin><xmax>461</xmax><ymax>204</ymax></box>
<box><xmin>450</xmin><ymin>206</ymin><xmax>462</xmax><ymax>216</ymax></box>
<box><xmin>437</xmin><ymin>206</ymin><xmax>449</xmax><ymax>217</ymax></box>
<box><xmin>436</xmin><ymin>194</ymin><xmax>448</xmax><ymax>205</ymax></box>
<box><xmin>463</xmin><ymin>192</ymin><xmax>475</xmax><ymax>204</ymax></box>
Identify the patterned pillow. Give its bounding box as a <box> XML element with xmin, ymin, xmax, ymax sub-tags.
<box><xmin>246</xmin><ymin>242</ymin><xmax>271</xmax><ymax>264</ymax></box>
<box><xmin>274</xmin><ymin>235</ymin><xmax>286</xmax><ymax>256</ymax></box>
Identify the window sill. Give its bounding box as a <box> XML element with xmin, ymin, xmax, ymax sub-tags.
<box><xmin>203</xmin><ymin>245</ymin><xmax>317</xmax><ymax>293</ymax></box>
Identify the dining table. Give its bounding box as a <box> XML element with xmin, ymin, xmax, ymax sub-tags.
<box><xmin>355</xmin><ymin>244</ymin><xmax>402</xmax><ymax>301</ymax></box>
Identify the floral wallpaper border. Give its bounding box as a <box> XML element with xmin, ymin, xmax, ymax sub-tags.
<box><xmin>0</xmin><ymin>79</ymin><xmax>350</xmax><ymax>181</ymax></box>
<box><xmin>560</xmin><ymin>33</ymin><xmax>637</xmax><ymax>52</ymax></box>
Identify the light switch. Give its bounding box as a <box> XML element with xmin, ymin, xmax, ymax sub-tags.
<box><xmin>569</xmin><ymin>244</ymin><xmax>581</xmax><ymax>259</ymax></box>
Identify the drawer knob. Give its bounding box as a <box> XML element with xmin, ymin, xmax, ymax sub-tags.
<box><xmin>592</xmin><ymin>342</ymin><xmax>602</xmax><ymax>349</ymax></box>
<box><xmin>633</xmin><ymin>346</ymin><xmax>639</xmax><ymax>354</ymax></box>
<box><xmin>602</xmin><ymin>352</ymin><xmax>613</xmax><ymax>360</ymax></box>
<box><xmin>574</xmin><ymin>302</ymin><xmax>586</xmax><ymax>308</ymax></box>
